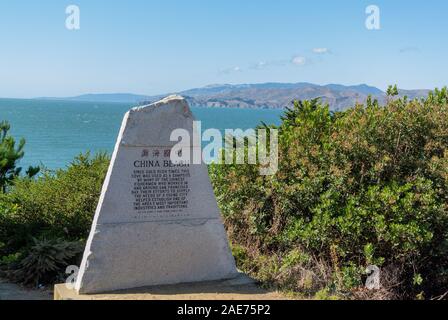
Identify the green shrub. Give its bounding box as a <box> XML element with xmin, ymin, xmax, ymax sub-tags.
<box><xmin>7</xmin><ymin>238</ymin><xmax>83</xmax><ymax>286</ymax></box>
<box><xmin>0</xmin><ymin>152</ymin><xmax>109</xmax><ymax>256</ymax></box>
<box><xmin>210</xmin><ymin>88</ymin><xmax>448</xmax><ymax>299</ymax></box>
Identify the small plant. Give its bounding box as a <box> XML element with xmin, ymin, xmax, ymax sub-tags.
<box><xmin>386</xmin><ymin>84</ymin><xmax>399</xmax><ymax>97</ymax></box>
<box><xmin>0</xmin><ymin>252</ymin><xmax>21</xmax><ymax>265</ymax></box>
<box><xmin>314</xmin><ymin>288</ymin><xmax>342</xmax><ymax>300</ymax></box>
<box><xmin>8</xmin><ymin>238</ymin><xmax>83</xmax><ymax>287</ymax></box>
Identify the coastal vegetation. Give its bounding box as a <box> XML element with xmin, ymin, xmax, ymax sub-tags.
<box><xmin>1</xmin><ymin>86</ymin><xmax>447</xmax><ymax>299</ymax></box>
<box><xmin>0</xmin><ymin>152</ymin><xmax>109</xmax><ymax>285</ymax></box>
<box><xmin>210</xmin><ymin>86</ymin><xmax>448</xmax><ymax>299</ymax></box>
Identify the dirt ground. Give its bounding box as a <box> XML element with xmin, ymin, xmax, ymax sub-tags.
<box><xmin>0</xmin><ymin>278</ymin><xmax>52</xmax><ymax>300</ymax></box>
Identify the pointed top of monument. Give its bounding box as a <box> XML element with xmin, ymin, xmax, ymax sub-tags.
<box><xmin>122</xmin><ymin>95</ymin><xmax>194</xmax><ymax>147</ymax></box>
<box><xmin>131</xmin><ymin>95</ymin><xmax>188</xmax><ymax>112</ymax></box>
<box><xmin>160</xmin><ymin>94</ymin><xmax>186</xmax><ymax>102</ymax></box>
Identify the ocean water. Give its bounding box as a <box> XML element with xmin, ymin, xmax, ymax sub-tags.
<box><xmin>0</xmin><ymin>98</ymin><xmax>283</xmax><ymax>169</ymax></box>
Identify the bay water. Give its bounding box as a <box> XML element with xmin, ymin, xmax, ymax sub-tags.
<box><xmin>0</xmin><ymin>98</ymin><xmax>283</xmax><ymax>170</ymax></box>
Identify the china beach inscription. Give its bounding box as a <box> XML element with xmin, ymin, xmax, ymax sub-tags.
<box><xmin>131</xmin><ymin>149</ymin><xmax>191</xmax><ymax>220</ymax></box>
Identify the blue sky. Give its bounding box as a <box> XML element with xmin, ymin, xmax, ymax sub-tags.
<box><xmin>0</xmin><ymin>0</ymin><xmax>447</xmax><ymax>98</ymax></box>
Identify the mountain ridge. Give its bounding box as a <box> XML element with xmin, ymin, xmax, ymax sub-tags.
<box><xmin>36</xmin><ymin>83</ymin><xmax>431</xmax><ymax>111</ymax></box>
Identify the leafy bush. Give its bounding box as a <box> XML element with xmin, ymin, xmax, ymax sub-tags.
<box><xmin>210</xmin><ymin>88</ymin><xmax>448</xmax><ymax>299</ymax></box>
<box><xmin>6</xmin><ymin>238</ymin><xmax>83</xmax><ymax>286</ymax></box>
<box><xmin>0</xmin><ymin>152</ymin><xmax>109</xmax><ymax>257</ymax></box>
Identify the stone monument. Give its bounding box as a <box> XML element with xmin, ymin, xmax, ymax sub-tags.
<box><xmin>74</xmin><ymin>95</ymin><xmax>238</xmax><ymax>294</ymax></box>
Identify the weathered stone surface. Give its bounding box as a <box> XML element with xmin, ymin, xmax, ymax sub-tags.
<box><xmin>75</xmin><ymin>95</ymin><xmax>238</xmax><ymax>294</ymax></box>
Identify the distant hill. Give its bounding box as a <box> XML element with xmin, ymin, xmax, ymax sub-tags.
<box><xmin>38</xmin><ymin>83</ymin><xmax>431</xmax><ymax>111</ymax></box>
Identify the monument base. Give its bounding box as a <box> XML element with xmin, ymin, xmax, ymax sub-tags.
<box><xmin>54</xmin><ymin>273</ymin><xmax>286</xmax><ymax>300</ymax></box>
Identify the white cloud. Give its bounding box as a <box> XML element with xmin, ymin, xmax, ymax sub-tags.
<box><xmin>291</xmin><ymin>56</ymin><xmax>306</xmax><ymax>66</ymax></box>
<box><xmin>219</xmin><ymin>66</ymin><xmax>243</xmax><ymax>75</ymax></box>
<box><xmin>250</xmin><ymin>60</ymin><xmax>289</xmax><ymax>70</ymax></box>
<box><xmin>313</xmin><ymin>48</ymin><xmax>329</xmax><ymax>54</ymax></box>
